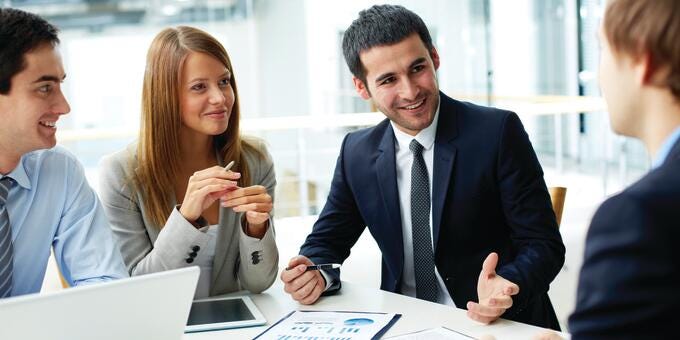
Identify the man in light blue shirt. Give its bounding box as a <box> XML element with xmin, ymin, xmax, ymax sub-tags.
<box><xmin>0</xmin><ymin>8</ymin><xmax>127</xmax><ymax>298</ymax></box>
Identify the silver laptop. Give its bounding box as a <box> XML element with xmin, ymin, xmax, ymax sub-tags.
<box><xmin>0</xmin><ymin>266</ymin><xmax>199</xmax><ymax>340</ymax></box>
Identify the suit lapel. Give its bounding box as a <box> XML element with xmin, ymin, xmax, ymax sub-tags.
<box><xmin>432</xmin><ymin>93</ymin><xmax>459</xmax><ymax>251</ymax></box>
<box><xmin>375</xmin><ymin>123</ymin><xmax>404</xmax><ymax>279</ymax></box>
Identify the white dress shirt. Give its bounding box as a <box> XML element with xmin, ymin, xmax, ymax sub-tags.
<box><xmin>390</xmin><ymin>101</ymin><xmax>455</xmax><ymax>306</ymax></box>
<box><xmin>321</xmin><ymin>100</ymin><xmax>454</xmax><ymax>305</ymax></box>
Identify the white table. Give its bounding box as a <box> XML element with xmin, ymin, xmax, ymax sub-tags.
<box><xmin>184</xmin><ymin>281</ymin><xmax>569</xmax><ymax>339</ymax></box>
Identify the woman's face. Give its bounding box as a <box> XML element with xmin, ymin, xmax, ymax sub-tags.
<box><xmin>179</xmin><ymin>51</ymin><xmax>234</xmax><ymax>137</ymax></box>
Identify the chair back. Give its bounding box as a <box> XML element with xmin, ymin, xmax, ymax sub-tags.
<box><xmin>549</xmin><ymin>186</ymin><xmax>567</xmax><ymax>228</ymax></box>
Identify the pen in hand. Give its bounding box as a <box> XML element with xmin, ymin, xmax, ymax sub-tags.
<box><xmin>285</xmin><ymin>263</ymin><xmax>341</xmax><ymax>271</ymax></box>
<box><xmin>224</xmin><ymin>160</ymin><xmax>235</xmax><ymax>172</ymax></box>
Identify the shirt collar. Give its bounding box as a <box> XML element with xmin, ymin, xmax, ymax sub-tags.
<box><xmin>652</xmin><ymin>125</ymin><xmax>680</xmax><ymax>169</ymax></box>
<box><xmin>391</xmin><ymin>97</ymin><xmax>440</xmax><ymax>151</ymax></box>
<box><xmin>3</xmin><ymin>155</ymin><xmax>32</xmax><ymax>190</ymax></box>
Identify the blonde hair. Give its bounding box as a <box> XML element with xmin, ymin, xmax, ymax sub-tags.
<box><xmin>135</xmin><ymin>26</ymin><xmax>262</xmax><ymax>227</ymax></box>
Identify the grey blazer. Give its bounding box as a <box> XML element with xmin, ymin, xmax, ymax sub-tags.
<box><xmin>98</xmin><ymin>142</ymin><xmax>278</xmax><ymax>295</ymax></box>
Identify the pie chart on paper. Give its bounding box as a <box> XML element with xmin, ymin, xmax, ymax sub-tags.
<box><xmin>344</xmin><ymin>318</ymin><xmax>375</xmax><ymax>326</ymax></box>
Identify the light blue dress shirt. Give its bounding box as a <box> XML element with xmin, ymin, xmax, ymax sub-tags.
<box><xmin>2</xmin><ymin>146</ymin><xmax>127</xmax><ymax>297</ymax></box>
<box><xmin>651</xmin><ymin>126</ymin><xmax>680</xmax><ymax>169</ymax></box>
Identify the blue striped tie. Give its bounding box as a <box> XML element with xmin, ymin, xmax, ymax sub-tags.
<box><xmin>0</xmin><ymin>176</ymin><xmax>14</xmax><ymax>298</ymax></box>
<box><xmin>410</xmin><ymin>139</ymin><xmax>439</xmax><ymax>302</ymax></box>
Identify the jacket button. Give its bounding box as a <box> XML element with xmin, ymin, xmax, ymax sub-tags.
<box><xmin>185</xmin><ymin>258</ymin><xmax>194</xmax><ymax>264</ymax></box>
<box><xmin>192</xmin><ymin>245</ymin><xmax>200</xmax><ymax>252</ymax></box>
<box><xmin>189</xmin><ymin>252</ymin><xmax>197</xmax><ymax>258</ymax></box>
<box><xmin>251</xmin><ymin>251</ymin><xmax>261</xmax><ymax>264</ymax></box>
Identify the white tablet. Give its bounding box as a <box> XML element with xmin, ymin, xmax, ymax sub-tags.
<box><xmin>185</xmin><ymin>296</ymin><xmax>267</xmax><ymax>333</ymax></box>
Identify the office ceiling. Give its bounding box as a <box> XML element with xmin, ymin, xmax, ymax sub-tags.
<box><xmin>5</xmin><ymin>0</ymin><xmax>251</xmax><ymax>31</ymax></box>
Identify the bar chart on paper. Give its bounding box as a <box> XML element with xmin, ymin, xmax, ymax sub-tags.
<box><xmin>253</xmin><ymin>311</ymin><xmax>401</xmax><ymax>340</ymax></box>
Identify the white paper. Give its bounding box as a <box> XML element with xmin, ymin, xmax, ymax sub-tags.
<box><xmin>255</xmin><ymin>310</ymin><xmax>399</xmax><ymax>340</ymax></box>
<box><xmin>385</xmin><ymin>326</ymin><xmax>473</xmax><ymax>340</ymax></box>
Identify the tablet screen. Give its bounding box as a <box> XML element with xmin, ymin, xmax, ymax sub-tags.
<box><xmin>187</xmin><ymin>298</ymin><xmax>255</xmax><ymax>325</ymax></box>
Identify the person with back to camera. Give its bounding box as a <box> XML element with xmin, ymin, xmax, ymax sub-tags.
<box><xmin>567</xmin><ymin>0</ymin><xmax>680</xmax><ymax>338</ymax></box>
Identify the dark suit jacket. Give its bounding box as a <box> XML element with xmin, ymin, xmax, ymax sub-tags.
<box><xmin>568</xmin><ymin>138</ymin><xmax>680</xmax><ymax>339</ymax></box>
<box><xmin>300</xmin><ymin>92</ymin><xmax>565</xmax><ymax>330</ymax></box>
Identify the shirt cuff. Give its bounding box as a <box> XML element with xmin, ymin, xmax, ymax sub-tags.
<box><xmin>319</xmin><ymin>269</ymin><xmax>333</xmax><ymax>291</ymax></box>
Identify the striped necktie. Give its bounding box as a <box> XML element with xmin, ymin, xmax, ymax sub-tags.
<box><xmin>409</xmin><ymin>139</ymin><xmax>439</xmax><ymax>302</ymax></box>
<box><xmin>0</xmin><ymin>176</ymin><xmax>14</xmax><ymax>298</ymax></box>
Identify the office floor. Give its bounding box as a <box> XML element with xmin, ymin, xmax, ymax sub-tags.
<box><xmin>41</xmin><ymin>168</ymin><xmax>619</xmax><ymax>332</ymax></box>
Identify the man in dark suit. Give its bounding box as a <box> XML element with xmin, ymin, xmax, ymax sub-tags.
<box><xmin>280</xmin><ymin>4</ymin><xmax>565</xmax><ymax>330</ymax></box>
<box><xmin>567</xmin><ymin>0</ymin><xmax>680</xmax><ymax>338</ymax></box>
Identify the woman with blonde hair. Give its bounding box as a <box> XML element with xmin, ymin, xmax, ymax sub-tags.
<box><xmin>99</xmin><ymin>26</ymin><xmax>278</xmax><ymax>297</ymax></box>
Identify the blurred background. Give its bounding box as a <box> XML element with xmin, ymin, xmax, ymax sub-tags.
<box><xmin>6</xmin><ymin>0</ymin><xmax>649</xmax><ymax>331</ymax></box>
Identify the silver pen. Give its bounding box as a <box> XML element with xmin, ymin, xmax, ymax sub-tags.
<box><xmin>223</xmin><ymin>160</ymin><xmax>235</xmax><ymax>171</ymax></box>
<box><xmin>285</xmin><ymin>263</ymin><xmax>342</xmax><ymax>271</ymax></box>
<box><xmin>304</xmin><ymin>263</ymin><xmax>341</xmax><ymax>272</ymax></box>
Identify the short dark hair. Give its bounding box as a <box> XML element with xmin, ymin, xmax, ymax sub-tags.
<box><xmin>342</xmin><ymin>4</ymin><xmax>434</xmax><ymax>83</ymax></box>
<box><xmin>604</xmin><ymin>0</ymin><xmax>680</xmax><ymax>101</ymax></box>
<box><xmin>0</xmin><ymin>8</ymin><xmax>60</xmax><ymax>94</ymax></box>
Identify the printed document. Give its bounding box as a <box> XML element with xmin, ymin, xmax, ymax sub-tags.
<box><xmin>254</xmin><ymin>310</ymin><xmax>401</xmax><ymax>340</ymax></box>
